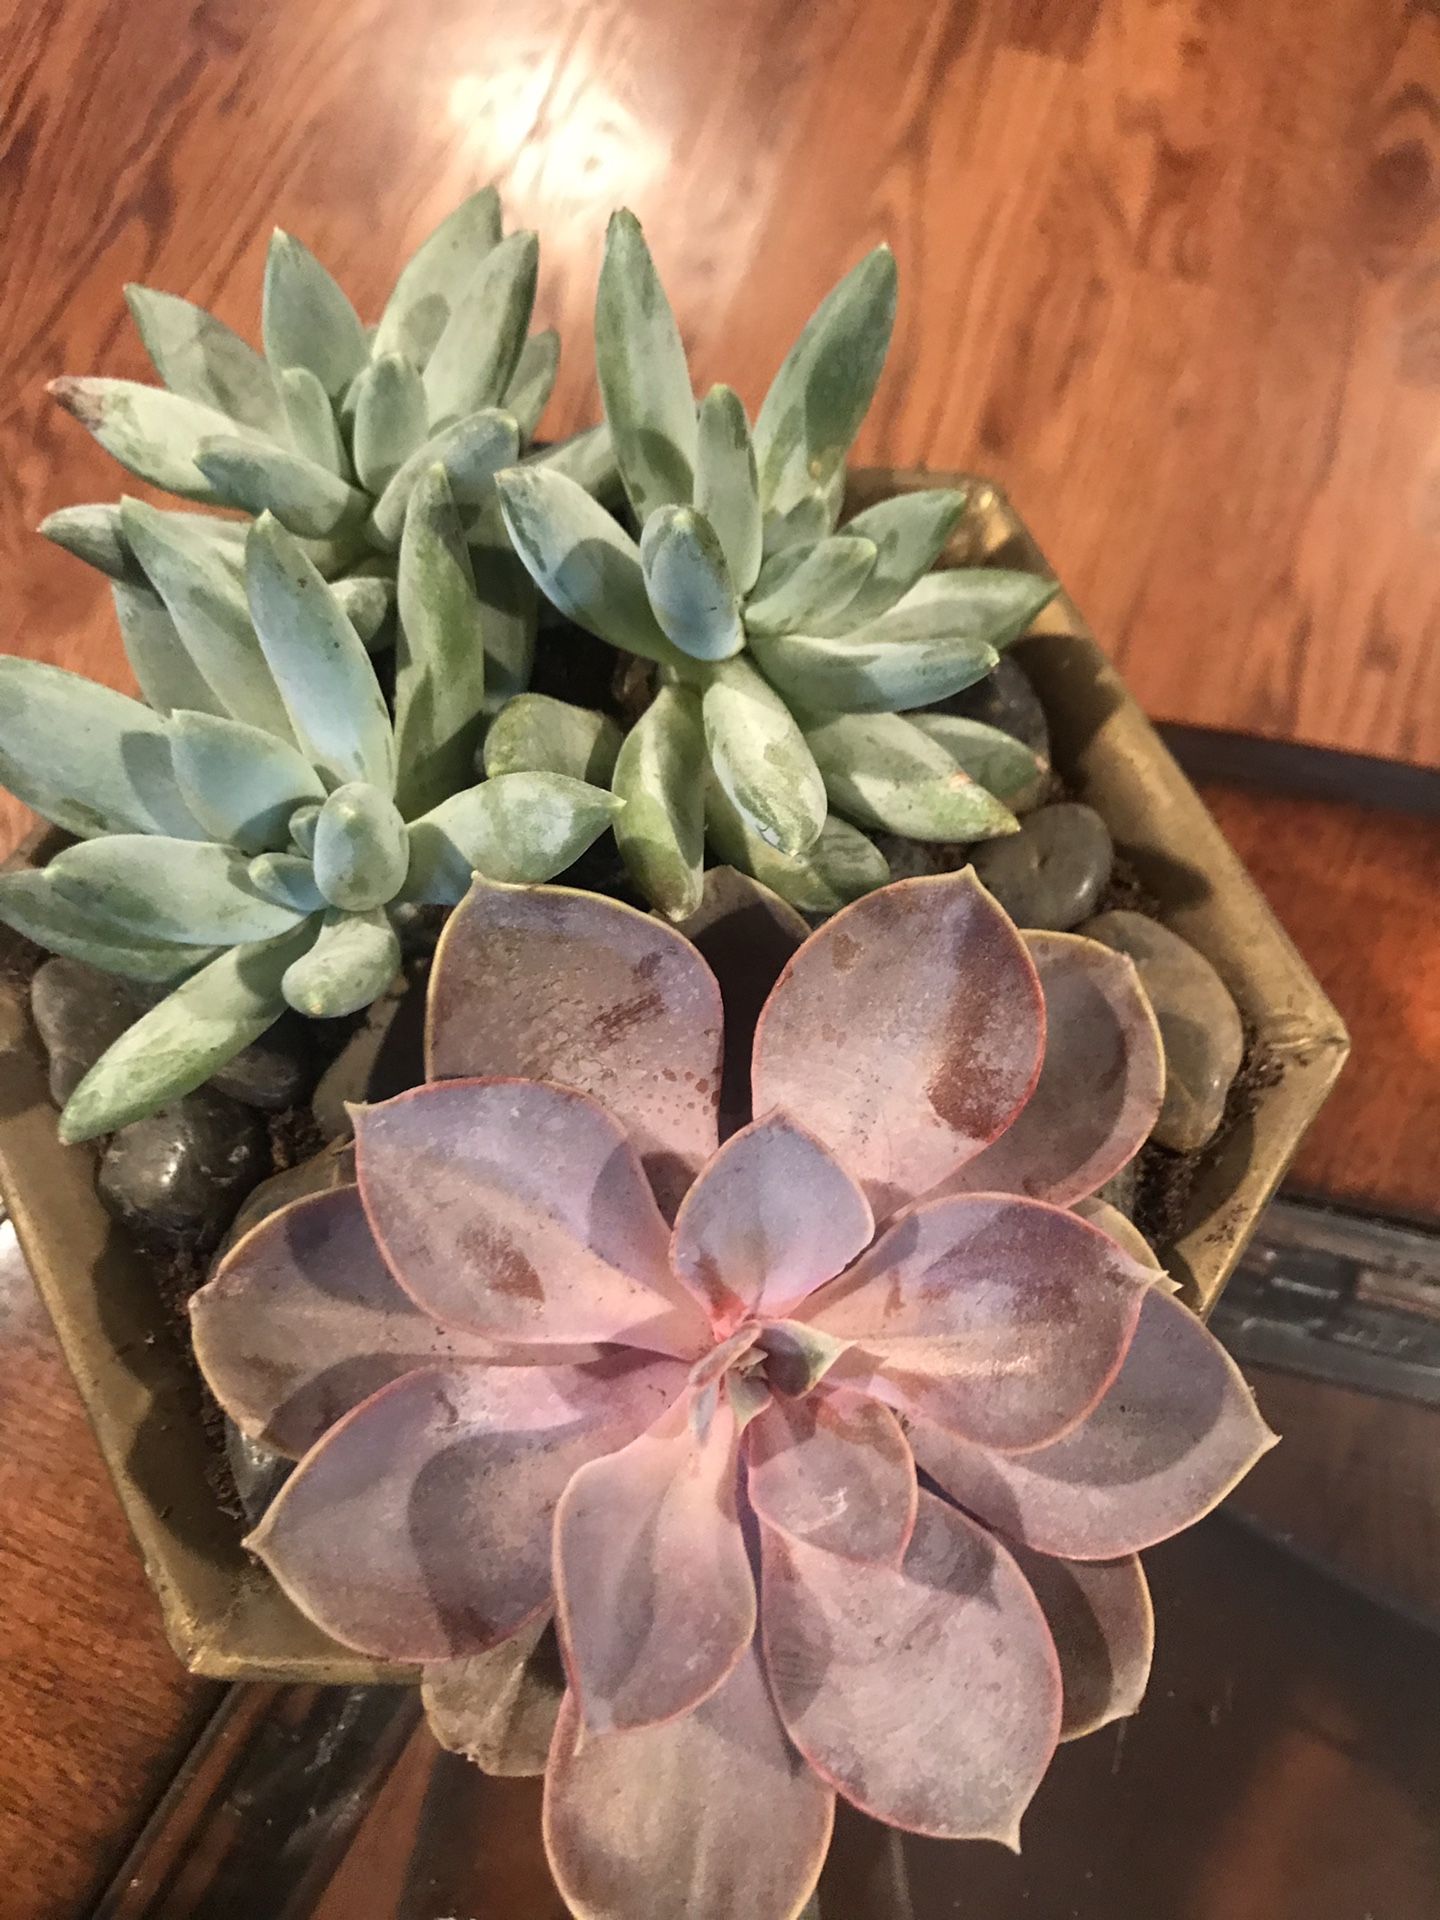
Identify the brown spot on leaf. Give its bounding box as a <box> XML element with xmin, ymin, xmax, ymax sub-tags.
<box><xmin>459</xmin><ymin>1219</ymin><xmax>544</xmax><ymax>1303</ymax></box>
<box><xmin>591</xmin><ymin>988</ymin><xmax>665</xmax><ymax>1045</ymax></box>
<box><xmin>829</xmin><ymin>929</ymin><xmax>862</xmax><ymax>973</ymax></box>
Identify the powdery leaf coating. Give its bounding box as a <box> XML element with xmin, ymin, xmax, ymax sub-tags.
<box><xmin>935</xmin><ymin>932</ymin><xmax>1165</xmax><ymax>1207</ymax></box>
<box><xmin>907</xmin><ymin>1286</ymin><xmax>1278</xmax><ymax>1560</ymax></box>
<box><xmin>422</xmin><ymin>1612</ymin><xmax>565</xmax><ymax>1778</ymax></box>
<box><xmin>190</xmin><ymin>1185</ymin><xmax>504</xmax><ymax>1458</ymax></box>
<box><xmin>354</xmin><ymin>1081</ymin><xmax>707</xmax><ymax>1355</ymax></box>
<box><xmin>760</xmin><ymin>1492</ymin><xmax>1061</xmax><ymax>1844</ymax></box>
<box><xmin>669</xmin><ymin>1114</ymin><xmax>874</xmax><ymax>1328</ymax></box>
<box><xmin>747</xmin><ymin>1386</ymin><xmax>916</xmax><ymax>1565</ymax></box>
<box><xmin>544</xmin><ymin>1639</ymin><xmax>834</xmax><ymax>1920</ymax></box>
<box><xmin>425</xmin><ymin>881</ymin><xmax>723</xmax><ymax>1218</ymax></box>
<box><xmin>554</xmin><ymin>1390</ymin><xmax>755</xmax><ymax>1734</ymax></box>
<box><xmin>752</xmin><ymin>871</ymin><xmax>1044</xmax><ymax>1218</ymax></box>
<box><xmin>807</xmin><ymin>1195</ymin><xmax>1152</xmax><ymax>1453</ymax></box>
<box><xmin>1004</xmin><ymin>1545</ymin><xmax>1154</xmax><ymax>1742</ymax></box>
<box><xmin>1073</xmin><ymin>1196</ymin><xmax>1178</xmax><ymax>1291</ymax></box>
<box><xmin>250</xmin><ymin>1353</ymin><xmax>684</xmax><ymax>1662</ymax></box>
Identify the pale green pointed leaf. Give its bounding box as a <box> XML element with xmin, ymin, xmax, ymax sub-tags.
<box><xmin>168</xmin><ymin>710</ymin><xmax>326</xmax><ymax>854</ymax></box>
<box><xmin>749</xmin><ymin>622</ymin><xmax>996</xmax><ymax>715</ymax></box>
<box><xmin>49</xmin><ymin>377</ymin><xmax>265</xmax><ymax>504</ymax></box>
<box><xmin>761</xmin><ymin>488</ymin><xmax>834</xmax><ymax>559</ymax></box>
<box><xmin>695</xmin><ymin>384</ymin><xmax>762</xmax><ymax>594</ymax></box>
<box><xmin>47</xmin><ymin>835</ymin><xmax>310</xmax><ymax>944</ymax></box>
<box><xmin>819</xmin><ymin>488</ymin><xmax>967</xmax><ymax>632</ymax></box>
<box><xmin>804</xmin><ymin>710</ymin><xmax>1020</xmax><ymax>841</ymax></box>
<box><xmin>278</xmin><ymin>366</ymin><xmax>347</xmax><ymax>475</ymax></box>
<box><xmin>503</xmin><ymin>329</ymin><xmax>560</xmax><ymax>439</ymax></box>
<box><xmin>495</xmin><ymin>466</ymin><xmax>679</xmax><ymax>664</ymax></box>
<box><xmin>287</xmin><ymin>803</ymin><xmax>321</xmax><ymax>855</ymax></box>
<box><xmin>0</xmin><ymin>870</ymin><xmax>210</xmax><ymax>984</ymax></box>
<box><xmin>392</xmin><ymin>466</ymin><xmax>487</xmax><ymax>818</ymax></box>
<box><xmin>58</xmin><ymin>924</ymin><xmax>317</xmax><ymax>1142</ymax></box>
<box><xmin>197</xmin><ymin>435</ymin><xmax>369</xmax><ymax>540</ymax></box>
<box><xmin>753</xmin><ymin>246</ymin><xmax>897</xmax><ymax>515</ymax></box>
<box><xmin>423</xmin><ymin>230</ymin><xmax>539</xmax><ymax>431</ymax></box>
<box><xmin>368</xmin><ymin>408</ymin><xmax>520</xmax><ymax>549</ymax></box>
<box><xmin>311</xmin><ymin>781</ymin><xmax>409</xmax><ymax>910</ymax></box>
<box><xmin>112</xmin><ymin>581</ymin><xmax>228</xmax><ymax>719</ymax></box>
<box><xmin>524</xmin><ymin>422</ymin><xmax>622</xmax><ymax>504</ymax></box>
<box><xmin>702</xmin><ymin>656</ymin><xmax>826</xmax><ymax>856</ymax></box>
<box><xmin>470</xmin><ymin>538</ymin><xmax>537</xmax><ymax>715</ymax></box>
<box><xmin>244</xmin><ymin>515</ymin><xmax>396</xmax><ymax>791</ymax></box>
<box><xmin>639</xmin><ymin>506</ymin><xmax>743</xmax><ymax>661</ymax></box>
<box><xmin>374</xmin><ymin>187</ymin><xmax>504</xmax><ymax>368</ymax></box>
<box><xmin>613</xmin><ymin>685</ymin><xmax>706</xmax><ymax>919</ymax></box>
<box><xmin>352</xmin><ymin>354</ymin><xmax>428</xmax><ymax>492</ymax></box>
<box><xmin>745</xmin><ymin>535</ymin><xmax>877</xmax><ymax>638</ymax></box>
<box><xmin>120</xmin><ymin>499</ymin><xmax>295</xmax><ymax>738</ymax></box>
<box><xmin>40</xmin><ymin>505</ymin><xmax>142</xmax><ymax>583</ymax></box>
<box><xmin>482</xmin><ymin>693</ymin><xmax>621</xmax><ymax>784</ymax></box>
<box><xmin>124</xmin><ymin>285</ymin><xmax>284</xmax><ymax>435</ymax></box>
<box><xmin>705</xmin><ymin>785</ymin><xmax>889</xmax><ymax>914</ymax></box>
<box><xmin>262</xmin><ymin>229</ymin><xmax>368</xmax><ymax>397</ymax></box>
<box><xmin>0</xmin><ymin>657</ymin><xmax>205</xmax><ymax>840</ymax></box>
<box><xmin>331</xmin><ymin>575</ymin><xmax>395</xmax><ymax>652</ymax></box>
<box><xmin>887</xmin><ymin>568</ymin><xmax>1059</xmax><ymax>653</ymax></box>
<box><xmin>909</xmin><ymin>713</ymin><xmax>1049</xmax><ymax>812</ymax></box>
<box><xmin>403</xmin><ymin>773</ymin><xmax>621</xmax><ymax>901</ymax></box>
<box><xmin>595</xmin><ymin>210</ymin><xmax>696</xmax><ymax>520</ymax></box>
<box><xmin>248</xmin><ymin>851</ymin><xmax>324</xmax><ymax>913</ymax></box>
<box><xmin>281</xmin><ymin>907</ymin><xmax>400</xmax><ymax>1017</ymax></box>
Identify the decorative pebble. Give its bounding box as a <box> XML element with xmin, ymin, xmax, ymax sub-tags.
<box><xmin>29</xmin><ymin>957</ymin><xmax>141</xmax><ymax>1106</ymax></box>
<box><xmin>971</xmin><ymin>802</ymin><xmax>1114</xmax><ymax>930</ymax></box>
<box><xmin>1080</xmin><ymin>910</ymin><xmax>1245</xmax><ymax>1153</ymax></box>
<box><xmin>217</xmin><ymin>1138</ymin><xmax>357</xmax><ymax>1260</ymax></box>
<box><xmin>225</xmin><ymin>1420</ymin><xmax>291</xmax><ymax>1528</ymax></box>
<box><xmin>29</xmin><ymin>955</ymin><xmax>316</xmax><ymax>1113</ymax></box>
<box><xmin>97</xmin><ymin>1089</ymin><xmax>270</xmax><ymax>1250</ymax></box>
<box><xmin>310</xmin><ymin>973</ymin><xmax>425</xmax><ymax>1141</ymax></box>
<box><xmin>943</xmin><ymin>655</ymin><xmax>1051</xmax><ymax>761</ymax></box>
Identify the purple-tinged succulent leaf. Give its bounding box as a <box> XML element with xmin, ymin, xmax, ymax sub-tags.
<box><xmin>752</xmin><ymin>871</ymin><xmax>1044</xmax><ymax>1218</ymax></box>
<box><xmin>354</xmin><ymin>1080</ymin><xmax>708</xmax><ymax>1355</ymax></box>
<box><xmin>907</xmin><ymin>1287</ymin><xmax>1278</xmax><ymax>1559</ymax></box>
<box><xmin>669</xmin><ymin>1113</ymin><xmax>874</xmax><ymax>1329</ymax></box>
<box><xmin>806</xmin><ymin>1195</ymin><xmax>1152</xmax><ymax>1453</ymax></box>
<box><xmin>1004</xmin><ymin>1546</ymin><xmax>1154</xmax><ymax>1742</ymax></box>
<box><xmin>1073</xmin><ymin>1196</ymin><xmax>1178</xmax><ymax>1292</ymax></box>
<box><xmin>249</xmin><ymin>1353</ymin><xmax>684</xmax><ymax>1661</ymax></box>
<box><xmin>554</xmin><ymin>1387</ymin><xmax>755</xmax><ymax>1735</ymax></box>
<box><xmin>934</xmin><ymin>933</ymin><xmax>1164</xmax><ymax>1207</ymax></box>
<box><xmin>191</xmin><ymin>1185</ymin><xmax>509</xmax><ymax>1458</ymax></box>
<box><xmin>426</xmin><ymin>880</ymin><xmax>723</xmax><ymax>1216</ymax></box>
<box><xmin>544</xmin><ymin>1640</ymin><xmax>834</xmax><ymax>1920</ymax></box>
<box><xmin>676</xmin><ymin>866</ymin><xmax>808</xmax><ymax>1137</ymax></box>
<box><xmin>422</xmin><ymin>1611</ymin><xmax>566</xmax><ymax>1778</ymax></box>
<box><xmin>760</xmin><ymin>1491</ymin><xmax>1061</xmax><ymax>1844</ymax></box>
<box><xmin>747</xmin><ymin>1387</ymin><xmax>916</xmax><ymax>1565</ymax></box>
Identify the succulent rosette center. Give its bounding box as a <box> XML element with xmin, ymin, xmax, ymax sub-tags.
<box><xmin>191</xmin><ymin>866</ymin><xmax>1275</xmax><ymax>1920</ymax></box>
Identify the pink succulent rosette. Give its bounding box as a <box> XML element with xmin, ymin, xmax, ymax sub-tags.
<box><xmin>192</xmin><ymin>868</ymin><xmax>1275</xmax><ymax>1920</ymax></box>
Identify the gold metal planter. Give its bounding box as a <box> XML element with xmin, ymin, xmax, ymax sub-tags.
<box><xmin>0</xmin><ymin>470</ymin><xmax>1350</xmax><ymax>1684</ymax></box>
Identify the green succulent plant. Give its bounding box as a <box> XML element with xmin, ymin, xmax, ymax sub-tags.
<box><xmin>0</xmin><ymin>481</ymin><xmax>619</xmax><ymax>1143</ymax></box>
<box><xmin>489</xmin><ymin>211</ymin><xmax>1057</xmax><ymax>919</ymax></box>
<box><xmin>41</xmin><ymin>187</ymin><xmax>618</xmax><ymax>719</ymax></box>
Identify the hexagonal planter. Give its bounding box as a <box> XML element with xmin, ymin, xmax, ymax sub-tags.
<box><xmin>0</xmin><ymin>470</ymin><xmax>1349</xmax><ymax>1683</ymax></box>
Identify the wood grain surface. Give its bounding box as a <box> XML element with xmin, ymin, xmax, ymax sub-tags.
<box><xmin>3</xmin><ymin>0</ymin><xmax>1440</xmax><ymax>862</ymax></box>
<box><xmin>0</xmin><ymin>1216</ymin><xmax>217</xmax><ymax>1920</ymax></box>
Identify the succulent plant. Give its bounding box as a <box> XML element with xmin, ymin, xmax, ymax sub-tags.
<box><xmin>190</xmin><ymin>867</ymin><xmax>1274</xmax><ymax>1918</ymax></box>
<box><xmin>0</xmin><ymin>494</ymin><xmax>619</xmax><ymax>1142</ymax></box>
<box><xmin>40</xmin><ymin>188</ymin><xmax>617</xmax><ymax>717</ymax></box>
<box><xmin>486</xmin><ymin>212</ymin><xmax>1056</xmax><ymax>917</ymax></box>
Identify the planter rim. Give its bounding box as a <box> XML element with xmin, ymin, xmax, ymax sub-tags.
<box><xmin>0</xmin><ymin>467</ymin><xmax>1350</xmax><ymax>1682</ymax></box>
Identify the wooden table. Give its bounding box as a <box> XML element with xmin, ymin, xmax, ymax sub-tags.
<box><xmin>2</xmin><ymin>1</ymin><xmax>1438</xmax><ymax>1914</ymax></box>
